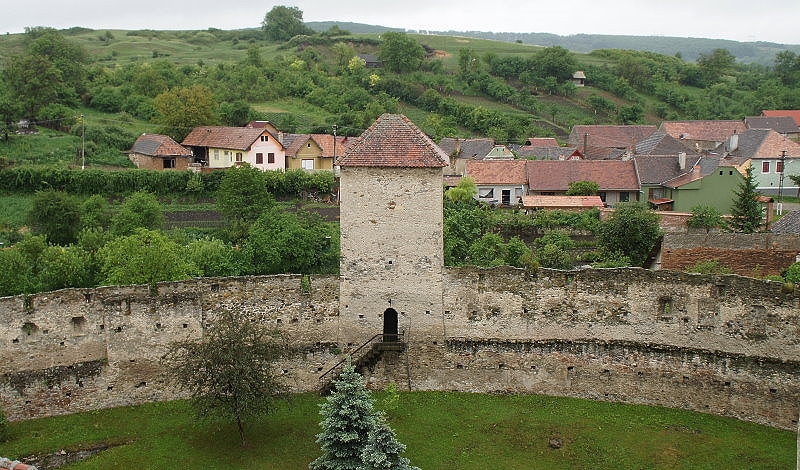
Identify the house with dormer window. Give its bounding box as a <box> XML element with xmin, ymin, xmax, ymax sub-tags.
<box><xmin>181</xmin><ymin>126</ymin><xmax>286</xmax><ymax>171</ymax></box>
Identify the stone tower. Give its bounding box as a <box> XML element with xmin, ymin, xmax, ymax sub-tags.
<box><xmin>336</xmin><ymin>114</ymin><xmax>449</xmax><ymax>344</ymax></box>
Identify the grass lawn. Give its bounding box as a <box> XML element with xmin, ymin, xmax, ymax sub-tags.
<box><xmin>0</xmin><ymin>392</ymin><xmax>793</xmax><ymax>469</ymax></box>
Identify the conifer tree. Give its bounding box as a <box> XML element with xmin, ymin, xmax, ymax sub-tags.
<box><xmin>359</xmin><ymin>414</ymin><xmax>420</xmax><ymax>470</ymax></box>
<box><xmin>728</xmin><ymin>165</ymin><xmax>764</xmax><ymax>233</ymax></box>
<box><xmin>310</xmin><ymin>361</ymin><xmax>418</xmax><ymax>470</ymax></box>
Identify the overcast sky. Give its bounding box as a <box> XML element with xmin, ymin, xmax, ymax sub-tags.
<box><xmin>3</xmin><ymin>0</ymin><xmax>799</xmax><ymax>45</ymax></box>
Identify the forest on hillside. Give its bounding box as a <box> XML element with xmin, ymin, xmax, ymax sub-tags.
<box><xmin>1</xmin><ymin>4</ymin><xmax>800</xmax><ymax>163</ymax></box>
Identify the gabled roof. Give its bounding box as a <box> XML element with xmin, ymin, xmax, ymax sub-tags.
<box><xmin>660</xmin><ymin>156</ymin><xmax>728</xmax><ymax>189</ymax></box>
<box><xmin>336</xmin><ymin>114</ymin><xmax>449</xmax><ymax>168</ymax></box>
<box><xmin>283</xmin><ymin>133</ymin><xmax>349</xmax><ymax>158</ymax></box>
<box><xmin>438</xmin><ymin>137</ymin><xmax>497</xmax><ymax>159</ymax></box>
<box><xmin>515</xmin><ymin>146</ymin><xmax>579</xmax><ymax>160</ymax></box>
<box><xmin>131</xmin><ymin>133</ymin><xmax>192</xmax><ymax>157</ymax></box>
<box><xmin>744</xmin><ymin>116</ymin><xmax>800</xmax><ymax>135</ymax></box>
<box><xmin>520</xmin><ymin>195</ymin><xmax>604</xmax><ymax>209</ymax></box>
<box><xmin>762</xmin><ymin>110</ymin><xmax>800</xmax><ymax>126</ymax></box>
<box><xmin>465</xmin><ymin>160</ymin><xmax>528</xmax><ymax>185</ymax></box>
<box><xmin>635</xmin><ymin>131</ymin><xmax>693</xmax><ymax>155</ymax></box>
<box><xmin>726</xmin><ymin>128</ymin><xmax>800</xmax><ymax>159</ymax></box>
<box><xmin>182</xmin><ymin>126</ymin><xmax>276</xmax><ymax>151</ymax></box>
<box><xmin>569</xmin><ymin>125</ymin><xmax>657</xmax><ymax>149</ymax></box>
<box><xmin>634</xmin><ymin>154</ymin><xmax>698</xmax><ymax>185</ymax></box>
<box><xmin>524</xmin><ymin>137</ymin><xmax>559</xmax><ymax>146</ymax></box>
<box><xmin>659</xmin><ymin>120</ymin><xmax>746</xmax><ymax>143</ymax></box>
<box><xmin>770</xmin><ymin>210</ymin><xmax>800</xmax><ymax>234</ymax></box>
<box><xmin>526</xmin><ymin>160</ymin><xmax>640</xmax><ymax>191</ymax></box>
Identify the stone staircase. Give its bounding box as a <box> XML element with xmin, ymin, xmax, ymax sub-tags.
<box><xmin>319</xmin><ymin>333</ymin><xmax>405</xmax><ymax>395</ymax></box>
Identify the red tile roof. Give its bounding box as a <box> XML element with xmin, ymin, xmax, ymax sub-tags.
<box><xmin>659</xmin><ymin>120</ymin><xmax>746</xmax><ymax>143</ymax></box>
<box><xmin>465</xmin><ymin>160</ymin><xmax>528</xmax><ymax>185</ymax></box>
<box><xmin>524</xmin><ymin>137</ymin><xmax>559</xmax><ymax>146</ymax></box>
<box><xmin>761</xmin><ymin>110</ymin><xmax>800</xmax><ymax>126</ymax></box>
<box><xmin>520</xmin><ymin>195</ymin><xmax>605</xmax><ymax>209</ymax></box>
<box><xmin>569</xmin><ymin>125</ymin><xmax>657</xmax><ymax>149</ymax></box>
<box><xmin>526</xmin><ymin>160</ymin><xmax>640</xmax><ymax>191</ymax></box>
<box><xmin>336</xmin><ymin>114</ymin><xmax>449</xmax><ymax>168</ymax></box>
<box><xmin>181</xmin><ymin>126</ymin><xmax>274</xmax><ymax>151</ymax></box>
<box><xmin>131</xmin><ymin>133</ymin><xmax>192</xmax><ymax>157</ymax></box>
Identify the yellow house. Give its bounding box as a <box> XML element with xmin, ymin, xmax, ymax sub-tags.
<box><xmin>283</xmin><ymin>133</ymin><xmax>349</xmax><ymax>171</ymax></box>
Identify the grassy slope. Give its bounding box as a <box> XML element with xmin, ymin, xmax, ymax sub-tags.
<box><xmin>0</xmin><ymin>392</ymin><xmax>793</xmax><ymax>469</ymax></box>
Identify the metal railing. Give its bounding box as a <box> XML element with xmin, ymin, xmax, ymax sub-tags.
<box><xmin>318</xmin><ymin>331</ymin><xmax>404</xmax><ymax>391</ymax></box>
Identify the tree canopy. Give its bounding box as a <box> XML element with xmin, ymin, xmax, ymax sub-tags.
<box><xmin>728</xmin><ymin>165</ymin><xmax>764</xmax><ymax>233</ymax></box>
<box><xmin>597</xmin><ymin>202</ymin><xmax>661</xmax><ymax>267</ymax></box>
<box><xmin>379</xmin><ymin>32</ymin><xmax>425</xmax><ymax>73</ymax></box>
<box><xmin>162</xmin><ymin>307</ymin><xmax>287</xmax><ymax>446</ymax></box>
<box><xmin>261</xmin><ymin>6</ymin><xmax>313</xmax><ymax>42</ymax></box>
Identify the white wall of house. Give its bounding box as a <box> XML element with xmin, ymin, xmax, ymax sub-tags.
<box><xmin>246</xmin><ymin>133</ymin><xmax>286</xmax><ymax>171</ymax></box>
<box><xmin>476</xmin><ymin>184</ymin><xmax>527</xmax><ymax>205</ymax></box>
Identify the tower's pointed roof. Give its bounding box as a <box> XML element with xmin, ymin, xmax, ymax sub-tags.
<box><xmin>336</xmin><ymin>114</ymin><xmax>449</xmax><ymax>168</ymax></box>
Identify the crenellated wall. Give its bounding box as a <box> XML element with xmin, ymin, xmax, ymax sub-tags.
<box><xmin>1</xmin><ymin>268</ymin><xmax>799</xmax><ymax>430</ymax></box>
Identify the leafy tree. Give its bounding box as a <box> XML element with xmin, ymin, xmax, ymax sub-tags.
<box><xmin>80</xmin><ymin>194</ymin><xmax>113</xmax><ymax>230</ymax></box>
<box><xmin>185</xmin><ymin>237</ymin><xmax>243</xmax><ymax>277</ymax></box>
<box><xmin>444</xmin><ymin>202</ymin><xmax>495</xmax><ymax>266</ymax></box>
<box><xmin>697</xmin><ymin>48</ymin><xmax>736</xmax><ymax>83</ymax></box>
<box><xmin>444</xmin><ymin>177</ymin><xmax>477</xmax><ymax>203</ymax></box>
<box><xmin>0</xmin><ymin>247</ymin><xmax>37</xmax><ymax>296</ymax></box>
<box><xmin>379</xmin><ymin>32</ymin><xmax>425</xmax><ymax>73</ymax></box>
<box><xmin>597</xmin><ymin>201</ymin><xmax>661</xmax><ymax>267</ymax></box>
<box><xmin>27</xmin><ymin>190</ymin><xmax>81</xmax><ymax>245</ymax></box>
<box><xmin>687</xmin><ymin>205</ymin><xmax>724</xmax><ymax>233</ymax></box>
<box><xmin>311</xmin><ymin>361</ymin><xmax>418</xmax><ymax>470</ymax></box>
<box><xmin>98</xmin><ymin>228</ymin><xmax>197</xmax><ymax>286</ymax></box>
<box><xmin>244</xmin><ymin>208</ymin><xmax>338</xmax><ymax>275</ymax></box>
<box><xmin>565</xmin><ymin>181</ymin><xmax>599</xmax><ymax>196</ymax></box>
<box><xmin>111</xmin><ymin>191</ymin><xmax>164</xmax><ymax>236</ymax></box>
<box><xmin>784</xmin><ymin>262</ymin><xmax>800</xmax><ymax>283</ymax></box>
<box><xmin>162</xmin><ymin>307</ymin><xmax>287</xmax><ymax>447</ymax></box>
<box><xmin>216</xmin><ymin>164</ymin><xmax>274</xmax><ymax>239</ymax></box>
<box><xmin>537</xmin><ymin>243</ymin><xmax>574</xmax><ymax>270</ymax></box>
<box><xmin>38</xmin><ymin>245</ymin><xmax>93</xmax><ymax>291</ymax></box>
<box><xmin>468</xmin><ymin>232</ymin><xmax>506</xmax><ymax>267</ymax></box>
<box><xmin>262</xmin><ymin>5</ymin><xmax>312</xmax><ymax>42</ymax></box>
<box><xmin>728</xmin><ymin>165</ymin><xmax>763</xmax><ymax>233</ymax></box>
<box><xmin>2</xmin><ymin>28</ymin><xmax>88</xmax><ymax>117</ymax></box>
<box><xmin>530</xmin><ymin>46</ymin><xmax>577</xmax><ymax>82</ymax></box>
<box><xmin>153</xmin><ymin>84</ymin><xmax>217</xmax><ymax>141</ymax></box>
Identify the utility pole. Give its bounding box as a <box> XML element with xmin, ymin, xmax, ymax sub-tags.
<box><xmin>81</xmin><ymin>114</ymin><xmax>85</xmax><ymax>170</ymax></box>
<box><xmin>778</xmin><ymin>150</ymin><xmax>787</xmax><ymax>215</ymax></box>
<box><xmin>332</xmin><ymin>124</ymin><xmax>338</xmax><ymax>159</ymax></box>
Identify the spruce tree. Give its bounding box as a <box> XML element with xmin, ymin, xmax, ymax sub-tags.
<box><xmin>359</xmin><ymin>414</ymin><xmax>420</xmax><ymax>470</ymax></box>
<box><xmin>728</xmin><ymin>165</ymin><xmax>764</xmax><ymax>233</ymax></box>
<box><xmin>310</xmin><ymin>361</ymin><xmax>418</xmax><ymax>470</ymax></box>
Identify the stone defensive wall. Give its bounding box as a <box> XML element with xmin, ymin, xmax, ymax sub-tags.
<box><xmin>2</xmin><ymin>268</ymin><xmax>799</xmax><ymax>430</ymax></box>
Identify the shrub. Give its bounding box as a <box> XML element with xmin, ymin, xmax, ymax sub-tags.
<box><xmin>686</xmin><ymin>259</ymin><xmax>733</xmax><ymax>275</ymax></box>
<box><xmin>0</xmin><ymin>403</ymin><xmax>9</xmax><ymax>442</ymax></box>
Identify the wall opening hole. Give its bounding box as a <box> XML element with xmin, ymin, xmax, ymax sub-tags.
<box><xmin>71</xmin><ymin>316</ymin><xmax>87</xmax><ymax>333</ymax></box>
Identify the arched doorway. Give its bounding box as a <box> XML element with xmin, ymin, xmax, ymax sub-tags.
<box><xmin>383</xmin><ymin>308</ymin><xmax>398</xmax><ymax>342</ymax></box>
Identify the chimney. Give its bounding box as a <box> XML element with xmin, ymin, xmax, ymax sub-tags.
<box><xmin>678</xmin><ymin>152</ymin><xmax>686</xmax><ymax>170</ymax></box>
<box><xmin>728</xmin><ymin>133</ymin><xmax>739</xmax><ymax>152</ymax></box>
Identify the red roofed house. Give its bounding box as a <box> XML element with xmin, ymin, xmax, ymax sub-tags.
<box><xmin>465</xmin><ymin>160</ymin><xmax>528</xmax><ymax>206</ymax></box>
<box><xmin>181</xmin><ymin>126</ymin><xmax>285</xmax><ymax>171</ymax></box>
<box><xmin>761</xmin><ymin>110</ymin><xmax>800</xmax><ymax>127</ymax></box>
<box><xmin>724</xmin><ymin>128</ymin><xmax>800</xmax><ymax>195</ymax></box>
<box><xmin>520</xmin><ymin>195</ymin><xmax>605</xmax><ymax>212</ymax></box>
<box><xmin>568</xmin><ymin>125</ymin><xmax>657</xmax><ymax>157</ymax></box>
<box><xmin>659</xmin><ymin>120</ymin><xmax>747</xmax><ymax>152</ymax></box>
<box><xmin>283</xmin><ymin>133</ymin><xmax>349</xmax><ymax>171</ymax></box>
<box><xmin>128</xmin><ymin>133</ymin><xmax>193</xmax><ymax>170</ymax></box>
<box><xmin>526</xmin><ymin>160</ymin><xmax>641</xmax><ymax>207</ymax></box>
<box><xmin>337</xmin><ymin>114</ymin><xmax>449</xmax><ymax>344</ymax></box>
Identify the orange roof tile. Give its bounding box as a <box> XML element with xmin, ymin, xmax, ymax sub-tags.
<box><xmin>526</xmin><ymin>160</ymin><xmax>640</xmax><ymax>191</ymax></box>
<box><xmin>336</xmin><ymin>114</ymin><xmax>449</xmax><ymax>168</ymax></box>
<box><xmin>761</xmin><ymin>110</ymin><xmax>800</xmax><ymax>126</ymax></box>
<box><xmin>182</xmin><ymin>126</ymin><xmax>275</xmax><ymax>151</ymax></box>
<box><xmin>520</xmin><ymin>195</ymin><xmax>605</xmax><ymax>209</ymax></box>
<box><xmin>659</xmin><ymin>120</ymin><xmax>746</xmax><ymax>143</ymax></box>
<box><xmin>465</xmin><ymin>160</ymin><xmax>528</xmax><ymax>185</ymax></box>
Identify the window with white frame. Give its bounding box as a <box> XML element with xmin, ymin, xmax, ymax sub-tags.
<box><xmin>302</xmin><ymin>159</ymin><xmax>314</xmax><ymax>170</ymax></box>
